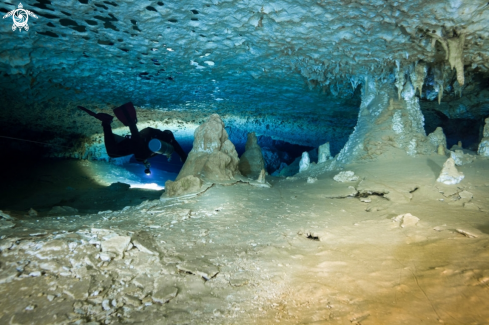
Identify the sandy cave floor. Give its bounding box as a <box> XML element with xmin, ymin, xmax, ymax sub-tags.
<box><xmin>1</xmin><ymin>152</ymin><xmax>489</xmax><ymax>325</ymax></box>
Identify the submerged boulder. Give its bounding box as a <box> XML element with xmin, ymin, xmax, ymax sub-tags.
<box><xmin>238</xmin><ymin>132</ymin><xmax>265</xmax><ymax>177</ymax></box>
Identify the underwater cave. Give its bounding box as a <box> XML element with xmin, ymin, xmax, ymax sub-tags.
<box><xmin>1</xmin><ymin>0</ymin><xmax>489</xmax><ymax>324</ymax></box>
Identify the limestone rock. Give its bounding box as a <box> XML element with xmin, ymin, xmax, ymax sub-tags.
<box><xmin>459</xmin><ymin>190</ymin><xmax>473</xmax><ymax>200</ymax></box>
<box><xmin>307</xmin><ymin>177</ymin><xmax>317</xmax><ymax>184</ymax></box>
<box><xmin>464</xmin><ymin>202</ymin><xmax>480</xmax><ymax>211</ymax></box>
<box><xmin>165</xmin><ymin>175</ymin><xmax>203</xmax><ymax>197</ymax></box>
<box><xmin>176</xmin><ymin>259</ymin><xmax>219</xmax><ymax>281</ymax></box>
<box><xmin>336</xmin><ymin>82</ymin><xmax>433</xmax><ymax>164</ymax></box>
<box><xmin>257</xmin><ymin>169</ymin><xmax>266</xmax><ymax>184</ymax></box>
<box><xmin>132</xmin><ymin>231</ymin><xmax>159</xmax><ymax>255</ymax></box>
<box><xmin>333</xmin><ymin>171</ymin><xmax>359</xmax><ymax>183</ymax></box>
<box><xmin>478</xmin><ymin>138</ymin><xmax>489</xmax><ymax>157</ymax></box>
<box><xmin>455</xmin><ymin>229</ymin><xmax>477</xmax><ymax>238</ymax></box>
<box><xmin>450</xmin><ymin>150</ymin><xmax>475</xmax><ymax>166</ymax></box>
<box><xmin>318</xmin><ymin>142</ymin><xmax>332</xmax><ymax>163</ymax></box>
<box><xmin>174</xmin><ymin>114</ymin><xmax>239</xmax><ymax>192</ymax></box>
<box><xmin>152</xmin><ymin>277</ymin><xmax>178</xmax><ymax>304</ymax></box>
<box><xmin>392</xmin><ymin>213</ymin><xmax>419</xmax><ymax>228</ymax></box>
<box><xmin>483</xmin><ymin>117</ymin><xmax>489</xmax><ymax>138</ymax></box>
<box><xmin>0</xmin><ymin>265</ymin><xmax>19</xmax><ymax>284</ymax></box>
<box><xmin>48</xmin><ymin>206</ymin><xmax>78</xmax><ymax>215</ymax></box>
<box><xmin>0</xmin><ymin>210</ymin><xmax>15</xmax><ymax>229</ymax></box>
<box><xmin>437</xmin><ymin>158</ymin><xmax>464</xmax><ymax>185</ymax></box>
<box><xmin>101</xmin><ymin>236</ymin><xmax>131</xmax><ymax>259</ymax></box>
<box><xmin>428</xmin><ymin>127</ymin><xmax>447</xmax><ymax>151</ymax></box>
<box><xmin>478</xmin><ymin>118</ymin><xmax>489</xmax><ymax>156</ymax></box>
<box><xmin>0</xmin><ymin>210</ymin><xmax>13</xmax><ymax>220</ymax></box>
<box><xmin>238</xmin><ymin>132</ymin><xmax>265</xmax><ymax>177</ymax></box>
<box><xmin>437</xmin><ymin>144</ymin><xmax>446</xmax><ymax>155</ymax></box>
<box><xmin>299</xmin><ymin>152</ymin><xmax>310</xmax><ymax>173</ymax></box>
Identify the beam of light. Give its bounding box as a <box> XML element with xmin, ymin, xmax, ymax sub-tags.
<box><xmin>129</xmin><ymin>183</ymin><xmax>165</xmax><ymax>190</ymax></box>
<box><xmin>83</xmin><ymin>160</ymin><xmax>176</xmax><ymax>192</ymax></box>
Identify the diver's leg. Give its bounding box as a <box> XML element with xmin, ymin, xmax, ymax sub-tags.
<box><xmin>127</xmin><ymin>122</ymin><xmax>146</xmax><ymax>160</ymax></box>
<box><xmin>160</xmin><ymin>130</ymin><xmax>188</xmax><ymax>162</ymax></box>
<box><xmin>102</xmin><ymin>123</ymin><xmax>133</xmax><ymax>158</ymax></box>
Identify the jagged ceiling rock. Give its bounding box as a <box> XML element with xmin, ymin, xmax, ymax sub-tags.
<box><xmin>1</xmin><ymin>0</ymin><xmax>489</xmax><ymax>147</ymax></box>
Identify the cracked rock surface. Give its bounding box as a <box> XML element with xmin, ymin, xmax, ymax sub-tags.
<box><xmin>2</xmin><ymin>151</ymin><xmax>489</xmax><ymax>324</ymax></box>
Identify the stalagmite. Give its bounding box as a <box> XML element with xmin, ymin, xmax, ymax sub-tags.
<box><xmin>437</xmin><ymin>144</ymin><xmax>445</xmax><ymax>156</ymax></box>
<box><xmin>299</xmin><ymin>152</ymin><xmax>310</xmax><ymax>172</ymax></box>
<box><xmin>478</xmin><ymin>117</ymin><xmax>489</xmax><ymax>157</ymax></box>
<box><xmin>257</xmin><ymin>169</ymin><xmax>266</xmax><ymax>183</ymax></box>
<box><xmin>318</xmin><ymin>142</ymin><xmax>332</xmax><ymax>163</ymax></box>
<box><xmin>428</xmin><ymin>127</ymin><xmax>447</xmax><ymax>151</ymax></box>
<box><xmin>238</xmin><ymin>132</ymin><xmax>265</xmax><ymax>177</ymax></box>
<box><xmin>437</xmin><ymin>158</ymin><xmax>464</xmax><ymax>185</ymax></box>
<box><xmin>165</xmin><ymin>114</ymin><xmax>240</xmax><ymax>197</ymax></box>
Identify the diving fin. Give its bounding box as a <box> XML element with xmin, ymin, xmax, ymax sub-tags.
<box><xmin>113</xmin><ymin>102</ymin><xmax>137</xmax><ymax>126</ymax></box>
<box><xmin>78</xmin><ymin>106</ymin><xmax>97</xmax><ymax>117</ymax></box>
<box><xmin>78</xmin><ymin>106</ymin><xmax>114</xmax><ymax>124</ymax></box>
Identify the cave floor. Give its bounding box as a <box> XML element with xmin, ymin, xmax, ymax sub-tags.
<box><xmin>1</xmin><ymin>153</ymin><xmax>489</xmax><ymax>325</ymax></box>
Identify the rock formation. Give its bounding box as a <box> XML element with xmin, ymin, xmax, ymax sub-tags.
<box><xmin>428</xmin><ymin>127</ymin><xmax>447</xmax><ymax>151</ymax></box>
<box><xmin>335</xmin><ymin>78</ymin><xmax>435</xmax><ymax>164</ymax></box>
<box><xmin>437</xmin><ymin>144</ymin><xmax>446</xmax><ymax>156</ymax></box>
<box><xmin>165</xmin><ymin>175</ymin><xmax>203</xmax><ymax>197</ymax></box>
<box><xmin>478</xmin><ymin>117</ymin><xmax>489</xmax><ymax>157</ymax></box>
<box><xmin>333</xmin><ymin>171</ymin><xmax>359</xmax><ymax>183</ymax></box>
<box><xmin>165</xmin><ymin>114</ymin><xmax>239</xmax><ymax>197</ymax></box>
<box><xmin>257</xmin><ymin>169</ymin><xmax>266</xmax><ymax>184</ymax></box>
<box><xmin>450</xmin><ymin>150</ymin><xmax>475</xmax><ymax>166</ymax></box>
<box><xmin>299</xmin><ymin>152</ymin><xmax>310</xmax><ymax>173</ymax></box>
<box><xmin>238</xmin><ymin>132</ymin><xmax>265</xmax><ymax>178</ymax></box>
<box><xmin>437</xmin><ymin>158</ymin><xmax>464</xmax><ymax>185</ymax></box>
<box><xmin>428</xmin><ymin>31</ymin><xmax>466</xmax><ymax>86</ymax></box>
<box><xmin>318</xmin><ymin>142</ymin><xmax>332</xmax><ymax>163</ymax></box>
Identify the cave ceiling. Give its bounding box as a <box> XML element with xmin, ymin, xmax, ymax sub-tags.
<box><xmin>1</xmin><ymin>0</ymin><xmax>489</xmax><ymax>123</ymax></box>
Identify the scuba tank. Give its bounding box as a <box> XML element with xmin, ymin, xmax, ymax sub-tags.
<box><xmin>144</xmin><ymin>139</ymin><xmax>174</xmax><ymax>175</ymax></box>
<box><xmin>148</xmin><ymin>138</ymin><xmax>174</xmax><ymax>157</ymax></box>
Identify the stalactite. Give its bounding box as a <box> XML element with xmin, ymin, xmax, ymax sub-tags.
<box><xmin>409</xmin><ymin>61</ymin><xmax>427</xmax><ymax>97</ymax></box>
<box><xmin>428</xmin><ymin>31</ymin><xmax>465</xmax><ymax>86</ymax></box>
<box><xmin>453</xmin><ymin>80</ymin><xmax>464</xmax><ymax>98</ymax></box>
<box><xmin>395</xmin><ymin>60</ymin><xmax>405</xmax><ymax>100</ymax></box>
<box><xmin>433</xmin><ymin>63</ymin><xmax>447</xmax><ymax>104</ymax></box>
<box><xmin>447</xmin><ymin>34</ymin><xmax>466</xmax><ymax>86</ymax></box>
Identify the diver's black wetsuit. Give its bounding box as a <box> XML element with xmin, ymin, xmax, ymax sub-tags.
<box><xmin>102</xmin><ymin>121</ymin><xmax>188</xmax><ymax>163</ymax></box>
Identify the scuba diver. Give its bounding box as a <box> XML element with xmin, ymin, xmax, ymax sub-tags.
<box><xmin>78</xmin><ymin>102</ymin><xmax>187</xmax><ymax>175</ymax></box>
